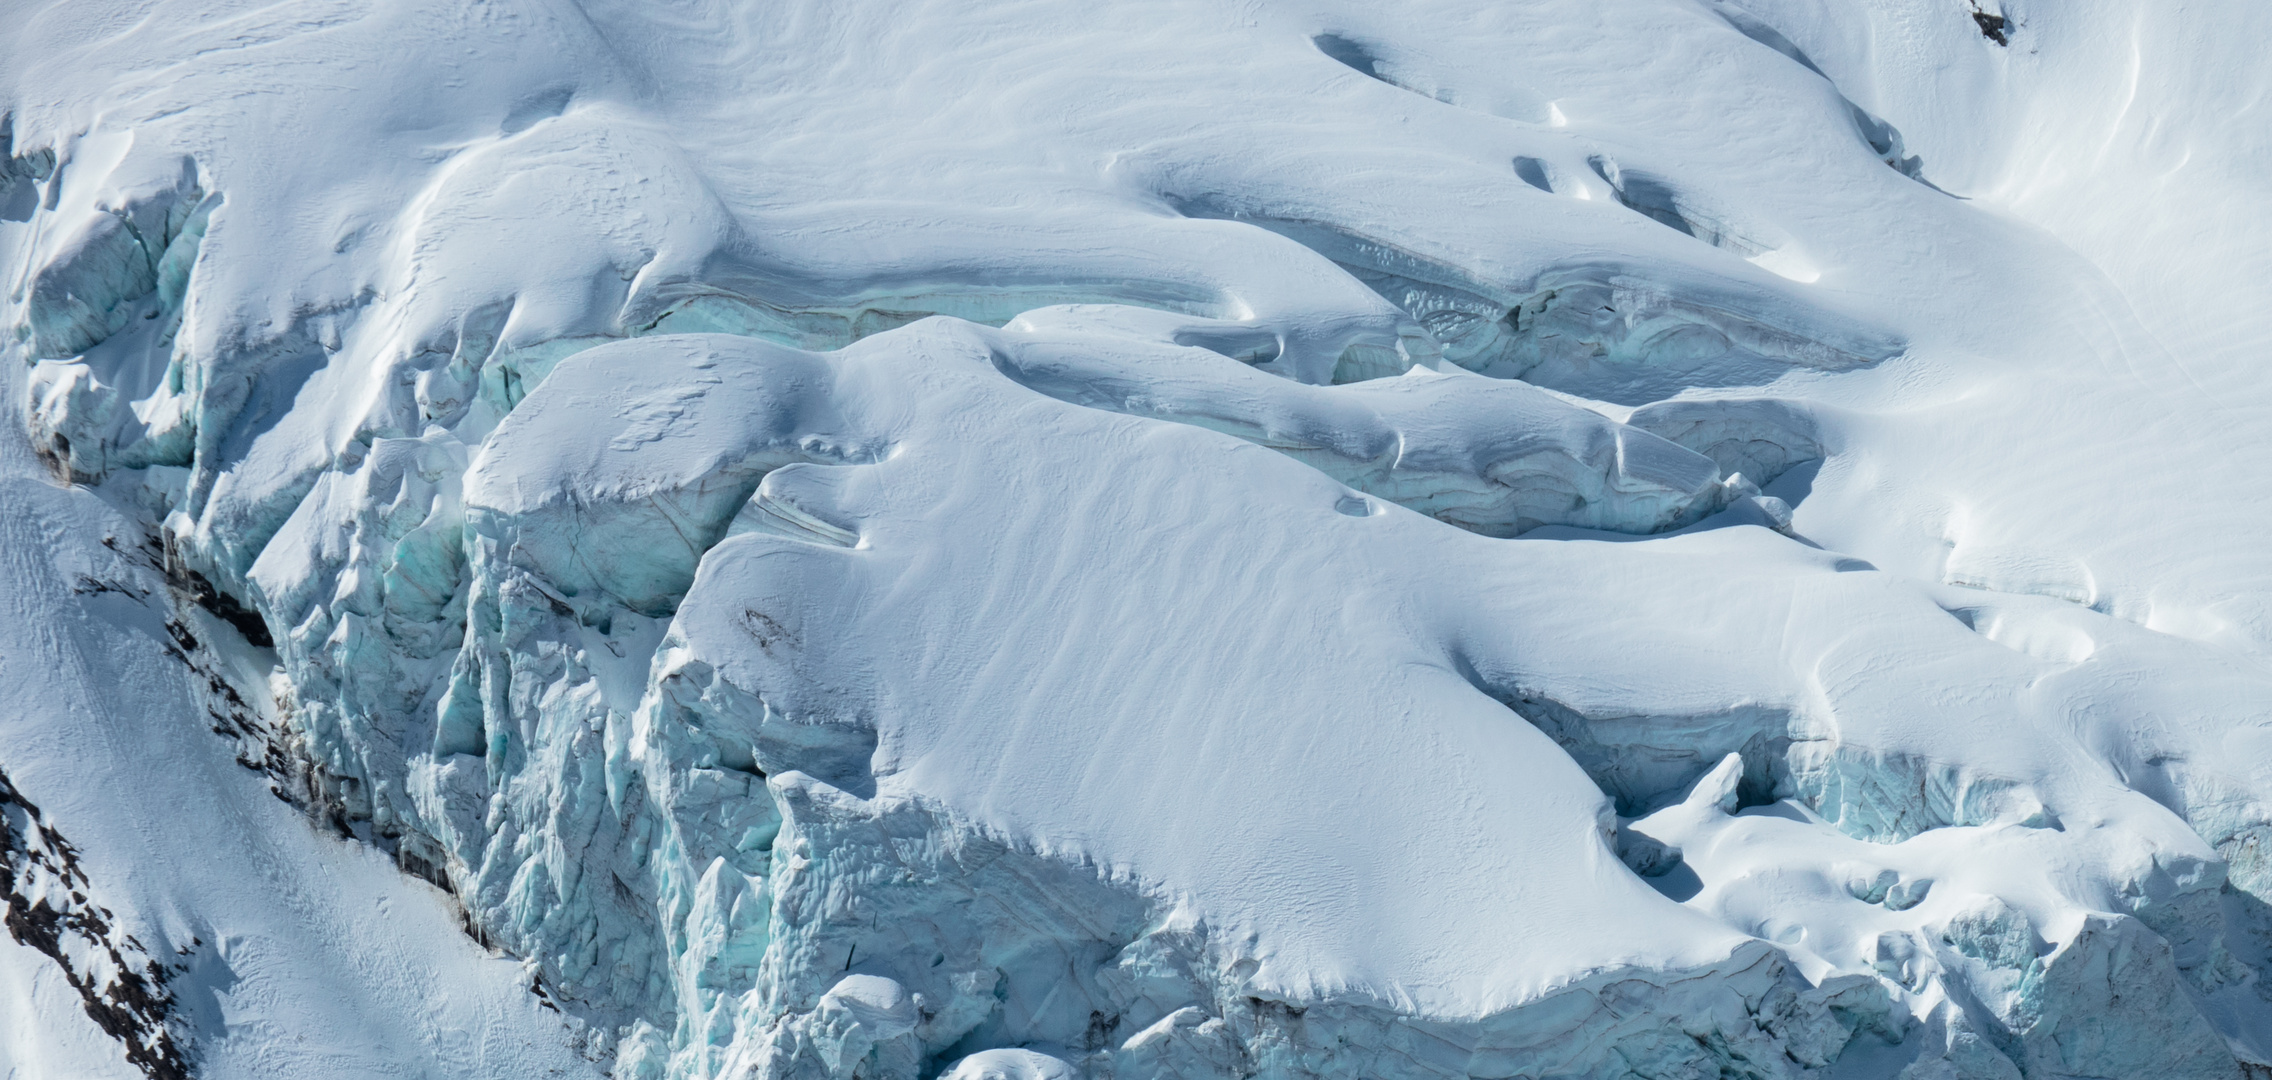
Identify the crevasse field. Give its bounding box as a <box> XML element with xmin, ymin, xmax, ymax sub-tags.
<box><xmin>4</xmin><ymin>0</ymin><xmax>2271</xmax><ymax>1077</ymax></box>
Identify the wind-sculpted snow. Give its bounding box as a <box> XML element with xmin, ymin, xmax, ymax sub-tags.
<box><xmin>391</xmin><ymin>325</ymin><xmax>2270</xmax><ymax>1077</ymax></box>
<box><xmin>9</xmin><ymin>0</ymin><xmax>2272</xmax><ymax>1076</ymax></box>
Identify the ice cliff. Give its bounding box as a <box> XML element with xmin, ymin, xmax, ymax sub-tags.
<box><xmin>7</xmin><ymin>0</ymin><xmax>2272</xmax><ymax>1077</ymax></box>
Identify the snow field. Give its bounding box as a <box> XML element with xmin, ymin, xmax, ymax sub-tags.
<box><xmin>6</xmin><ymin>0</ymin><xmax>2272</xmax><ymax>1076</ymax></box>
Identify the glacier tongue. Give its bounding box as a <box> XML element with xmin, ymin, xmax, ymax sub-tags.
<box><xmin>8</xmin><ymin>0</ymin><xmax>2272</xmax><ymax>1076</ymax></box>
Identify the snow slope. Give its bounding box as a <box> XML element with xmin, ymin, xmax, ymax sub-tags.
<box><xmin>0</xmin><ymin>345</ymin><xmax>605</xmax><ymax>1077</ymax></box>
<box><xmin>5</xmin><ymin>0</ymin><xmax>2272</xmax><ymax>1077</ymax></box>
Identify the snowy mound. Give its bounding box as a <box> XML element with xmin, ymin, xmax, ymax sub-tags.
<box><xmin>6</xmin><ymin>0</ymin><xmax>2272</xmax><ymax>1077</ymax></box>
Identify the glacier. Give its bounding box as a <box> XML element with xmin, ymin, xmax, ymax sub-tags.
<box><xmin>6</xmin><ymin>0</ymin><xmax>2272</xmax><ymax>1077</ymax></box>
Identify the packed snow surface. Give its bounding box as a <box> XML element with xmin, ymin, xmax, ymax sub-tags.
<box><xmin>5</xmin><ymin>0</ymin><xmax>2272</xmax><ymax>1077</ymax></box>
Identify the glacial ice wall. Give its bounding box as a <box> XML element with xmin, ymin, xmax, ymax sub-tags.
<box><xmin>8</xmin><ymin>0</ymin><xmax>2272</xmax><ymax>1078</ymax></box>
